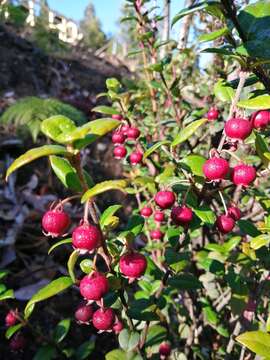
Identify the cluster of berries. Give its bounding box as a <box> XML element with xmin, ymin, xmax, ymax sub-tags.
<box><xmin>5</xmin><ymin>310</ymin><xmax>27</xmax><ymax>351</ymax></box>
<box><xmin>140</xmin><ymin>191</ymin><xmax>194</xmax><ymax>240</ymax></box>
<box><xmin>111</xmin><ymin>114</ymin><xmax>143</xmax><ymax>165</ymax></box>
<box><xmin>41</xmin><ymin>203</ymin><xmax>147</xmax><ymax>333</ymax></box>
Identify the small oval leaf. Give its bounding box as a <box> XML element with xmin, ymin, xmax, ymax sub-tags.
<box><xmin>143</xmin><ymin>140</ymin><xmax>170</xmax><ymax>160</ymax></box>
<box><xmin>172</xmin><ymin>119</ymin><xmax>207</xmax><ymax>147</ymax></box>
<box><xmin>50</xmin><ymin>156</ymin><xmax>82</xmax><ymax>192</ymax></box>
<box><xmin>238</xmin><ymin>95</ymin><xmax>270</xmax><ymax>109</ymax></box>
<box><xmin>81</xmin><ymin>180</ymin><xmax>127</xmax><ymax>203</ymax></box>
<box><xmin>92</xmin><ymin>106</ymin><xmax>120</xmax><ymax>115</ymax></box>
<box><xmin>5</xmin><ymin>323</ymin><xmax>23</xmax><ymax>339</ymax></box>
<box><xmin>24</xmin><ymin>277</ymin><xmax>73</xmax><ymax>319</ymax></box>
<box><xmin>41</xmin><ymin>115</ymin><xmax>77</xmax><ymax>143</ymax></box>
<box><xmin>6</xmin><ymin>145</ymin><xmax>68</xmax><ymax>180</ymax></box>
<box><xmin>48</xmin><ymin>238</ymin><xmax>72</xmax><ymax>255</ymax></box>
<box><xmin>100</xmin><ymin>205</ymin><xmax>122</xmax><ymax>229</ymax></box>
<box><xmin>53</xmin><ymin>318</ymin><xmax>71</xmax><ymax>343</ymax></box>
<box><xmin>68</xmin><ymin>250</ymin><xmax>80</xmax><ymax>283</ymax></box>
<box><xmin>214</xmin><ymin>80</ymin><xmax>235</xmax><ymax>102</ymax></box>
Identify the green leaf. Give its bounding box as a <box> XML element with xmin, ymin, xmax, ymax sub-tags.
<box><xmin>92</xmin><ymin>106</ymin><xmax>120</xmax><ymax>115</ymax></box>
<box><xmin>41</xmin><ymin>115</ymin><xmax>77</xmax><ymax>143</ymax></box>
<box><xmin>238</xmin><ymin>95</ymin><xmax>270</xmax><ymax>110</ymax></box>
<box><xmin>250</xmin><ymin>234</ymin><xmax>270</xmax><ymax>250</ymax></box>
<box><xmin>168</xmin><ymin>274</ymin><xmax>202</xmax><ymax>290</ymax></box>
<box><xmin>6</xmin><ymin>145</ymin><xmax>68</xmax><ymax>180</ymax></box>
<box><xmin>5</xmin><ymin>324</ymin><xmax>23</xmax><ymax>339</ymax></box>
<box><xmin>198</xmin><ymin>27</ymin><xmax>229</xmax><ymax>43</ymax></box>
<box><xmin>48</xmin><ymin>238</ymin><xmax>72</xmax><ymax>255</ymax></box>
<box><xmin>255</xmin><ymin>133</ymin><xmax>269</xmax><ymax>166</ymax></box>
<box><xmin>76</xmin><ymin>340</ymin><xmax>95</xmax><ymax>359</ymax></box>
<box><xmin>121</xmin><ymin>215</ymin><xmax>145</xmax><ymax>236</ymax></box>
<box><xmin>119</xmin><ymin>329</ymin><xmax>140</xmax><ymax>352</ymax></box>
<box><xmin>100</xmin><ymin>205</ymin><xmax>122</xmax><ymax>229</ymax></box>
<box><xmin>68</xmin><ymin>250</ymin><xmax>79</xmax><ymax>283</ymax></box>
<box><xmin>24</xmin><ymin>277</ymin><xmax>73</xmax><ymax>319</ymax></box>
<box><xmin>214</xmin><ymin>80</ymin><xmax>235</xmax><ymax>102</ymax></box>
<box><xmin>0</xmin><ymin>289</ymin><xmax>14</xmax><ymax>301</ymax></box>
<box><xmin>236</xmin><ymin>331</ymin><xmax>270</xmax><ymax>357</ymax></box>
<box><xmin>53</xmin><ymin>318</ymin><xmax>71</xmax><ymax>343</ymax></box>
<box><xmin>0</xmin><ymin>270</ymin><xmax>9</xmax><ymax>279</ymax></box>
<box><xmin>172</xmin><ymin>1</ymin><xmax>220</xmax><ymax>26</ymax></box>
<box><xmin>193</xmin><ymin>206</ymin><xmax>216</xmax><ymax>225</ymax></box>
<box><xmin>81</xmin><ymin>180</ymin><xmax>127</xmax><ymax>203</ymax></box>
<box><xmin>203</xmin><ymin>306</ymin><xmax>218</xmax><ymax>325</ymax></box>
<box><xmin>181</xmin><ymin>154</ymin><xmax>206</xmax><ymax>176</ymax></box>
<box><xmin>80</xmin><ymin>259</ymin><xmax>93</xmax><ymax>274</ymax></box>
<box><xmin>238</xmin><ymin>220</ymin><xmax>261</xmax><ymax>237</ymax></box>
<box><xmin>33</xmin><ymin>345</ymin><xmax>57</xmax><ymax>360</ymax></box>
<box><xmin>57</xmin><ymin>118</ymin><xmax>120</xmax><ymax>144</ymax></box>
<box><xmin>145</xmin><ymin>325</ymin><xmax>167</xmax><ymax>347</ymax></box>
<box><xmin>50</xmin><ymin>156</ymin><xmax>82</xmax><ymax>192</ymax></box>
<box><xmin>143</xmin><ymin>140</ymin><xmax>170</xmax><ymax>160</ymax></box>
<box><xmin>171</xmin><ymin>119</ymin><xmax>207</xmax><ymax>147</ymax></box>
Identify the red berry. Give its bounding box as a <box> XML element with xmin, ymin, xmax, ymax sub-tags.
<box><xmin>113</xmin><ymin>145</ymin><xmax>127</xmax><ymax>159</ymax></box>
<box><xmin>113</xmin><ymin>319</ymin><xmax>124</xmax><ymax>334</ymax></box>
<box><xmin>75</xmin><ymin>303</ymin><xmax>94</xmax><ymax>323</ymax></box>
<box><xmin>112</xmin><ymin>114</ymin><xmax>123</xmax><ymax>121</ymax></box>
<box><xmin>207</xmin><ymin>107</ymin><xmax>219</xmax><ymax>121</ymax></box>
<box><xmin>154</xmin><ymin>211</ymin><xmax>165</xmax><ymax>222</ymax></box>
<box><xmin>159</xmin><ymin>342</ymin><xmax>171</xmax><ymax>356</ymax></box>
<box><xmin>171</xmin><ymin>205</ymin><xmax>193</xmax><ymax>226</ymax></box>
<box><xmin>216</xmin><ymin>215</ymin><xmax>235</xmax><ymax>234</ymax></box>
<box><xmin>150</xmin><ymin>229</ymin><xmax>164</xmax><ymax>240</ymax></box>
<box><xmin>127</xmin><ymin>127</ymin><xmax>140</xmax><ymax>140</ymax></box>
<box><xmin>225</xmin><ymin>117</ymin><xmax>252</xmax><ymax>141</ymax></box>
<box><xmin>140</xmin><ymin>206</ymin><xmax>153</xmax><ymax>217</ymax></box>
<box><xmin>42</xmin><ymin>209</ymin><xmax>70</xmax><ymax>237</ymax></box>
<box><xmin>228</xmin><ymin>205</ymin><xmax>242</xmax><ymax>221</ymax></box>
<box><xmin>251</xmin><ymin>110</ymin><xmax>270</xmax><ymax>129</ymax></box>
<box><xmin>203</xmin><ymin>156</ymin><xmax>229</xmax><ymax>181</ymax></box>
<box><xmin>119</xmin><ymin>252</ymin><xmax>147</xmax><ymax>279</ymax></box>
<box><xmin>129</xmin><ymin>151</ymin><xmax>143</xmax><ymax>165</ymax></box>
<box><xmin>154</xmin><ymin>191</ymin><xmax>176</xmax><ymax>209</ymax></box>
<box><xmin>92</xmin><ymin>308</ymin><xmax>115</xmax><ymax>331</ymax></box>
<box><xmin>5</xmin><ymin>310</ymin><xmax>18</xmax><ymax>327</ymax></box>
<box><xmin>79</xmin><ymin>272</ymin><xmax>109</xmax><ymax>301</ymax></box>
<box><xmin>121</xmin><ymin>125</ymin><xmax>130</xmax><ymax>136</ymax></box>
<box><xmin>9</xmin><ymin>333</ymin><xmax>26</xmax><ymax>351</ymax></box>
<box><xmin>231</xmin><ymin>164</ymin><xmax>256</xmax><ymax>186</ymax></box>
<box><xmin>72</xmin><ymin>223</ymin><xmax>101</xmax><ymax>252</ymax></box>
<box><xmin>112</xmin><ymin>131</ymin><xmax>125</xmax><ymax>145</ymax></box>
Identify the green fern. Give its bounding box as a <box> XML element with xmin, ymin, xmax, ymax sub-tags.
<box><xmin>0</xmin><ymin>97</ymin><xmax>87</xmax><ymax>141</ymax></box>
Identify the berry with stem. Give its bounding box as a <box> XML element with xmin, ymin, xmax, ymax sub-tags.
<box><xmin>140</xmin><ymin>206</ymin><xmax>153</xmax><ymax>217</ymax></box>
<box><xmin>216</xmin><ymin>215</ymin><xmax>235</xmax><ymax>234</ymax></box>
<box><xmin>203</xmin><ymin>156</ymin><xmax>229</xmax><ymax>181</ymax></box>
<box><xmin>92</xmin><ymin>308</ymin><xmax>115</xmax><ymax>331</ymax></box>
<box><xmin>154</xmin><ymin>191</ymin><xmax>176</xmax><ymax>209</ymax></box>
<box><xmin>224</xmin><ymin>117</ymin><xmax>252</xmax><ymax>141</ymax></box>
<box><xmin>42</xmin><ymin>208</ymin><xmax>70</xmax><ymax>237</ymax></box>
<box><xmin>129</xmin><ymin>151</ymin><xmax>143</xmax><ymax>165</ymax></box>
<box><xmin>207</xmin><ymin>107</ymin><xmax>219</xmax><ymax>121</ymax></box>
<box><xmin>150</xmin><ymin>229</ymin><xmax>164</xmax><ymax>240</ymax></box>
<box><xmin>154</xmin><ymin>211</ymin><xmax>165</xmax><ymax>222</ymax></box>
<box><xmin>75</xmin><ymin>303</ymin><xmax>94</xmax><ymax>324</ymax></box>
<box><xmin>5</xmin><ymin>310</ymin><xmax>18</xmax><ymax>327</ymax></box>
<box><xmin>72</xmin><ymin>223</ymin><xmax>101</xmax><ymax>252</ymax></box>
<box><xmin>79</xmin><ymin>272</ymin><xmax>109</xmax><ymax>301</ymax></box>
<box><xmin>231</xmin><ymin>164</ymin><xmax>256</xmax><ymax>186</ymax></box>
<box><xmin>119</xmin><ymin>252</ymin><xmax>147</xmax><ymax>280</ymax></box>
<box><xmin>113</xmin><ymin>145</ymin><xmax>127</xmax><ymax>159</ymax></box>
<box><xmin>171</xmin><ymin>205</ymin><xmax>193</xmax><ymax>226</ymax></box>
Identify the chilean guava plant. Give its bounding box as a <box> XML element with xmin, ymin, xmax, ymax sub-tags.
<box><xmin>3</xmin><ymin>0</ymin><xmax>270</xmax><ymax>359</ymax></box>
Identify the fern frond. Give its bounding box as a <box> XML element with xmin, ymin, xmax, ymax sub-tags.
<box><xmin>0</xmin><ymin>97</ymin><xmax>87</xmax><ymax>141</ymax></box>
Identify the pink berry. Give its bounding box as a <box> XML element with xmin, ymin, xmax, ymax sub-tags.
<box><xmin>154</xmin><ymin>191</ymin><xmax>176</xmax><ymax>209</ymax></box>
<box><xmin>216</xmin><ymin>215</ymin><xmax>235</xmax><ymax>234</ymax></box>
<box><xmin>203</xmin><ymin>156</ymin><xmax>229</xmax><ymax>181</ymax></box>
<box><xmin>251</xmin><ymin>110</ymin><xmax>270</xmax><ymax>129</ymax></box>
<box><xmin>79</xmin><ymin>272</ymin><xmax>109</xmax><ymax>301</ymax></box>
<box><xmin>92</xmin><ymin>308</ymin><xmax>115</xmax><ymax>331</ymax></box>
<box><xmin>129</xmin><ymin>151</ymin><xmax>143</xmax><ymax>165</ymax></box>
<box><xmin>228</xmin><ymin>205</ymin><xmax>242</xmax><ymax>221</ymax></box>
<box><xmin>112</xmin><ymin>131</ymin><xmax>125</xmax><ymax>145</ymax></box>
<box><xmin>171</xmin><ymin>205</ymin><xmax>193</xmax><ymax>226</ymax></box>
<box><xmin>207</xmin><ymin>107</ymin><xmax>219</xmax><ymax>121</ymax></box>
<box><xmin>231</xmin><ymin>164</ymin><xmax>256</xmax><ymax>186</ymax></box>
<box><xmin>154</xmin><ymin>211</ymin><xmax>165</xmax><ymax>222</ymax></box>
<box><xmin>121</xmin><ymin>125</ymin><xmax>130</xmax><ymax>136</ymax></box>
<box><xmin>42</xmin><ymin>209</ymin><xmax>70</xmax><ymax>237</ymax></box>
<box><xmin>9</xmin><ymin>333</ymin><xmax>26</xmax><ymax>351</ymax></box>
<box><xmin>5</xmin><ymin>310</ymin><xmax>18</xmax><ymax>327</ymax></box>
<box><xmin>150</xmin><ymin>229</ymin><xmax>164</xmax><ymax>240</ymax></box>
<box><xmin>113</xmin><ymin>319</ymin><xmax>124</xmax><ymax>334</ymax></box>
<box><xmin>127</xmin><ymin>127</ymin><xmax>140</xmax><ymax>140</ymax></box>
<box><xmin>72</xmin><ymin>223</ymin><xmax>101</xmax><ymax>252</ymax></box>
<box><xmin>113</xmin><ymin>145</ymin><xmax>127</xmax><ymax>159</ymax></box>
<box><xmin>159</xmin><ymin>342</ymin><xmax>171</xmax><ymax>357</ymax></box>
<box><xmin>225</xmin><ymin>117</ymin><xmax>253</xmax><ymax>141</ymax></box>
<box><xmin>75</xmin><ymin>303</ymin><xmax>94</xmax><ymax>324</ymax></box>
<box><xmin>112</xmin><ymin>114</ymin><xmax>123</xmax><ymax>121</ymax></box>
<box><xmin>119</xmin><ymin>252</ymin><xmax>147</xmax><ymax>279</ymax></box>
<box><xmin>140</xmin><ymin>206</ymin><xmax>153</xmax><ymax>217</ymax></box>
